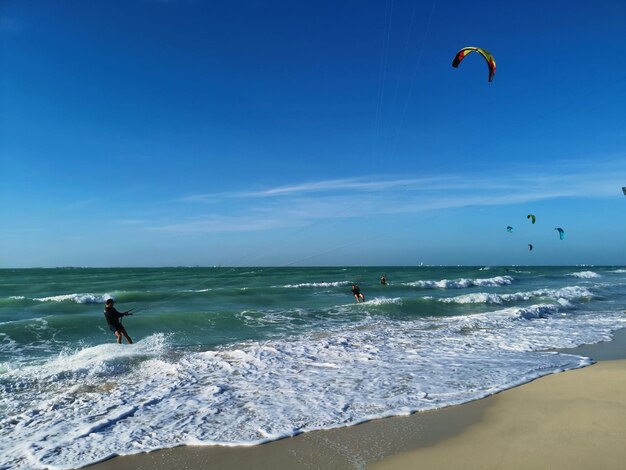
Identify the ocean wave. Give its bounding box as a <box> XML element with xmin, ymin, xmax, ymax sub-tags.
<box><xmin>404</xmin><ymin>275</ymin><xmax>513</xmax><ymax>289</ymax></box>
<box><xmin>568</xmin><ymin>271</ymin><xmax>601</xmax><ymax>279</ymax></box>
<box><xmin>609</xmin><ymin>269</ymin><xmax>626</xmax><ymax>274</ymax></box>
<box><xmin>0</xmin><ymin>296</ymin><xmax>27</xmax><ymax>308</ymax></box>
<box><xmin>513</xmin><ymin>303</ymin><xmax>561</xmax><ymax>320</ymax></box>
<box><xmin>281</xmin><ymin>281</ymin><xmax>352</xmax><ymax>288</ymax></box>
<box><xmin>439</xmin><ymin>286</ymin><xmax>594</xmax><ymax>305</ymax></box>
<box><xmin>3</xmin><ymin>334</ymin><xmax>169</xmax><ymax>379</ymax></box>
<box><xmin>454</xmin><ymin>303</ymin><xmax>562</xmax><ymax>324</ymax></box>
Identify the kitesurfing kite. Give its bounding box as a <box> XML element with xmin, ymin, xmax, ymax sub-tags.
<box><xmin>528</xmin><ymin>244</ymin><xmax>533</xmax><ymax>251</ymax></box>
<box><xmin>506</xmin><ymin>226</ymin><xmax>513</xmax><ymax>233</ymax></box>
<box><xmin>622</xmin><ymin>187</ymin><xmax>626</xmax><ymax>195</ymax></box>
<box><xmin>555</xmin><ymin>227</ymin><xmax>565</xmax><ymax>240</ymax></box>
<box><xmin>452</xmin><ymin>47</ymin><xmax>496</xmax><ymax>82</ymax></box>
<box><xmin>527</xmin><ymin>214</ymin><xmax>536</xmax><ymax>224</ymax></box>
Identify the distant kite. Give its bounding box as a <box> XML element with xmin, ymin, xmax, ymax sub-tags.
<box><xmin>452</xmin><ymin>46</ymin><xmax>496</xmax><ymax>82</ymax></box>
<box><xmin>527</xmin><ymin>214</ymin><xmax>536</xmax><ymax>224</ymax></box>
<box><xmin>507</xmin><ymin>226</ymin><xmax>513</xmax><ymax>233</ymax></box>
<box><xmin>622</xmin><ymin>187</ymin><xmax>626</xmax><ymax>196</ymax></box>
<box><xmin>528</xmin><ymin>244</ymin><xmax>533</xmax><ymax>251</ymax></box>
<box><xmin>555</xmin><ymin>227</ymin><xmax>565</xmax><ymax>240</ymax></box>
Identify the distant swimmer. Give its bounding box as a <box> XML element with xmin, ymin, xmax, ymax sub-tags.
<box><xmin>352</xmin><ymin>284</ymin><xmax>365</xmax><ymax>303</ymax></box>
<box><xmin>104</xmin><ymin>299</ymin><xmax>133</xmax><ymax>344</ymax></box>
<box><xmin>380</xmin><ymin>275</ymin><xmax>387</xmax><ymax>285</ymax></box>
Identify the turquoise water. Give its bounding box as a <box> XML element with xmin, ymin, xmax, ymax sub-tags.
<box><xmin>1</xmin><ymin>266</ymin><xmax>625</xmax><ymax>468</ymax></box>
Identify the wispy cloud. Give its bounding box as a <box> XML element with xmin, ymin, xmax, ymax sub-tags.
<box><xmin>154</xmin><ymin>160</ymin><xmax>626</xmax><ymax>234</ymax></box>
<box><xmin>174</xmin><ymin>176</ymin><xmax>517</xmax><ymax>203</ymax></box>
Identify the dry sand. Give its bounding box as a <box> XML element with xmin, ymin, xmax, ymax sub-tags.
<box><xmin>86</xmin><ymin>329</ymin><xmax>626</xmax><ymax>470</ymax></box>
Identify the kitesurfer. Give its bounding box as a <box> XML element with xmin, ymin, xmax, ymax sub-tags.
<box><xmin>380</xmin><ymin>275</ymin><xmax>387</xmax><ymax>285</ymax></box>
<box><xmin>352</xmin><ymin>284</ymin><xmax>365</xmax><ymax>303</ymax></box>
<box><xmin>104</xmin><ymin>299</ymin><xmax>133</xmax><ymax>344</ymax></box>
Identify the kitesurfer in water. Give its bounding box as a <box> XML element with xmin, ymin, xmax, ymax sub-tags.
<box><xmin>380</xmin><ymin>275</ymin><xmax>387</xmax><ymax>285</ymax></box>
<box><xmin>352</xmin><ymin>284</ymin><xmax>365</xmax><ymax>303</ymax></box>
<box><xmin>104</xmin><ymin>299</ymin><xmax>133</xmax><ymax>344</ymax></box>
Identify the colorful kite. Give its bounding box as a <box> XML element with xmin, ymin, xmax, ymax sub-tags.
<box><xmin>452</xmin><ymin>46</ymin><xmax>496</xmax><ymax>82</ymax></box>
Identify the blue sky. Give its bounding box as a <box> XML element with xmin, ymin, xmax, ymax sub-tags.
<box><xmin>1</xmin><ymin>0</ymin><xmax>625</xmax><ymax>267</ymax></box>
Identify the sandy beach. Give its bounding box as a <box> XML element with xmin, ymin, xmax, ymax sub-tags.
<box><xmin>373</xmin><ymin>359</ymin><xmax>626</xmax><ymax>470</ymax></box>
<box><xmin>86</xmin><ymin>328</ymin><xmax>626</xmax><ymax>470</ymax></box>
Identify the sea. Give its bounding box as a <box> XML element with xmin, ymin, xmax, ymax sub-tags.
<box><xmin>1</xmin><ymin>266</ymin><xmax>625</xmax><ymax>469</ymax></box>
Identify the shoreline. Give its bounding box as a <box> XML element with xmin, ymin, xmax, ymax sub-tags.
<box><xmin>372</xmin><ymin>358</ymin><xmax>626</xmax><ymax>470</ymax></box>
<box><xmin>85</xmin><ymin>327</ymin><xmax>626</xmax><ymax>470</ymax></box>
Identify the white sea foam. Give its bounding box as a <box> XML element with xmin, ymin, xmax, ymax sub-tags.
<box><xmin>2</xmin><ymin>308</ymin><xmax>625</xmax><ymax>469</ymax></box>
<box><xmin>404</xmin><ymin>275</ymin><xmax>513</xmax><ymax>289</ymax></box>
<box><xmin>32</xmin><ymin>293</ymin><xmax>114</xmax><ymax>304</ymax></box>
<box><xmin>362</xmin><ymin>297</ymin><xmax>403</xmax><ymax>306</ymax></box>
<box><xmin>282</xmin><ymin>281</ymin><xmax>352</xmax><ymax>288</ymax></box>
<box><xmin>568</xmin><ymin>271</ymin><xmax>600</xmax><ymax>279</ymax></box>
<box><xmin>609</xmin><ymin>269</ymin><xmax>626</xmax><ymax>274</ymax></box>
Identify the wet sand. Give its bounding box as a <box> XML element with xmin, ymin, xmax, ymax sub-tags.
<box><xmin>86</xmin><ymin>328</ymin><xmax>626</xmax><ymax>470</ymax></box>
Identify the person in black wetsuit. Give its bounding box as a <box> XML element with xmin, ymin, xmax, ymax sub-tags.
<box><xmin>351</xmin><ymin>284</ymin><xmax>364</xmax><ymax>303</ymax></box>
<box><xmin>104</xmin><ymin>299</ymin><xmax>133</xmax><ymax>344</ymax></box>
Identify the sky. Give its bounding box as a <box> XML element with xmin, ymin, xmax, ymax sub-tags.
<box><xmin>1</xmin><ymin>0</ymin><xmax>625</xmax><ymax>268</ymax></box>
